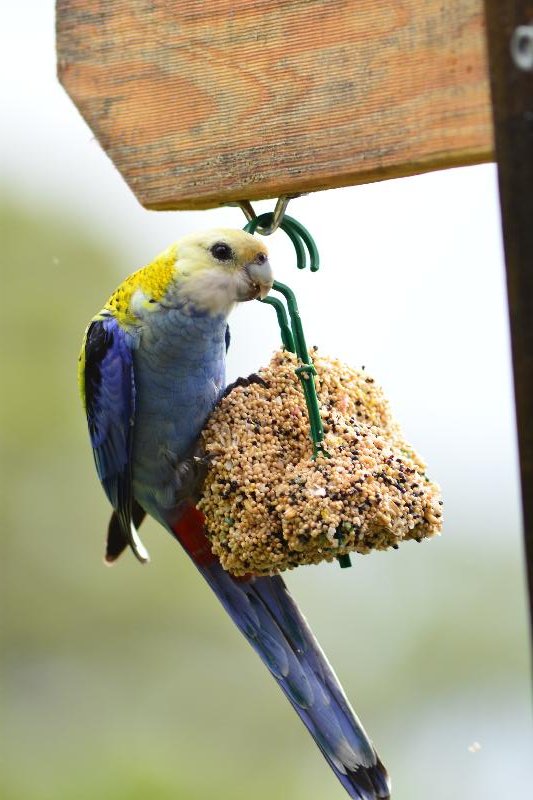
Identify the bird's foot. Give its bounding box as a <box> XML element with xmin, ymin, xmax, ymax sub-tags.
<box><xmin>222</xmin><ymin>373</ymin><xmax>268</xmax><ymax>398</ymax></box>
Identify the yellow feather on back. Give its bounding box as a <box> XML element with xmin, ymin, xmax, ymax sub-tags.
<box><xmin>77</xmin><ymin>245</ymin><xmax>178</xmax><ymax>408</ymax></box>
<box><xmin>105</xmin><ymin>244</ymin><xmax>178</xmax><ymax>324</ymax></box>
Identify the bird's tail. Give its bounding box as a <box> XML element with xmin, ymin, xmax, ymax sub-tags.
<box><xmin>170</xmin><ymin>505</ymin><xmax>391</xmax><ymax>800</ymax></box>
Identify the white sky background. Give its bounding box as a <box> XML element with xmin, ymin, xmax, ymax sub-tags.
<box><xmin>2</xmin><ymin>4</ymin><xmax>532</xmax><ymax>798</ymax></box>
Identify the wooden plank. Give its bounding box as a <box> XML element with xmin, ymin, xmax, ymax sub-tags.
<box><xmin>483</xmin><ymin>0</ymin><xmax>533</xmax><ymax>648</ymax></box>
<box><xmin>56</xmin><ymin>0</ymin><xmax>493</xmax><ymax>210</ymax></box>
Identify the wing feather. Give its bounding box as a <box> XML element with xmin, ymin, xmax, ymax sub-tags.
<box><xmin>81</xmin><ymin>317</ymin><xmax>149</xmax><ymax>563</ymax></box>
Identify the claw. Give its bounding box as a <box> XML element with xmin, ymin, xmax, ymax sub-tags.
<box><xmin>223</xmin><ymin>373</ymin><xmax>268</xmax><ymax>398</ymax></box>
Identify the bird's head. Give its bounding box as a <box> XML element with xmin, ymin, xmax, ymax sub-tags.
<box><xmin>104</xmin><ymin>229</ymin><xmax>274</xmax><ymax>324</ymax></box>
<box><xmin>171</xmin><ymin>228</ymin><xmax>273</xmax><ymax>315</ymax></box>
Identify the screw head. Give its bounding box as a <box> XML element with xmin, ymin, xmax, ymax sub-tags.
<box><xmin>511</xmin><ymin>25</ymin><xmax>533</xmax><ymax>71</ymax></box>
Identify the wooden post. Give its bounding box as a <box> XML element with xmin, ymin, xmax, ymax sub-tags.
<box><xmin>484</xmin><ymin>1</ymin><xmax>533</xmax><ymax>649</ymax></box>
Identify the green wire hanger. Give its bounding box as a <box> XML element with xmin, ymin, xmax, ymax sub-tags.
<box><xmin>244</xmin><ymin>214</ymin><xmax>325</xmax><ymax>459</ymax></box>
<box><xmin>243</xmin><ymin>210</ymin><xmax>352</xmax><ymax>569</ymax></box>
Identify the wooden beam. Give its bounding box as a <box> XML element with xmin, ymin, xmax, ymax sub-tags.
<box><xmin>484</xmin><ymin>1</ymin><xmax>533</xmax><ymax>646</ymax></box>
<box><xmin>56</xmin><ymin>0</ymin><xmax>492</xmax><ymax>210</ymax></box>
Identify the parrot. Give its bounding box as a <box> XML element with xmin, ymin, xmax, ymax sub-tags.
<box><xmin>78</xmin><ymin>228</ymin><xmax>391</xmax><ymax>800</ymax></box>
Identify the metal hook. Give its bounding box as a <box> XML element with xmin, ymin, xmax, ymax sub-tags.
<box><xmin>257</xmin><ymin>196</ymin><xmax>293</xmax><ymax>235</ymax></box>
<box><xmin>228</xmin><ymin>199</ymin><xmax>256</xmax><ymax>223</ymax></box>
<box><xmin>244</xmin><ymin>214</ymin><xmax>319</xmax><ymax>272</ymax></box>
<box><xmin>229</xmin><ymin>194</ymin><xmax>302</xmax><ymax>235</ymax></box>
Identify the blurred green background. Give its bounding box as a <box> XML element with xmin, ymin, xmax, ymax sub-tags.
<box><xmin>2</xmin><ymin>2</ymin><xmax>533</xmax><ymax>797</ymax></box>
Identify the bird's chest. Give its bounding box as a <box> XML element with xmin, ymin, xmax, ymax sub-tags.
<box><xmin>131</xmin><ymin>310</ymin><xmax>227</xmax><ymax>500</ymax></box>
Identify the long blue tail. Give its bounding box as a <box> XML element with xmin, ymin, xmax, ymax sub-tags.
<box><xmin>172</xmin><ymin>507</ymin><xmax>390</xmax><ymax>800</ymax></box>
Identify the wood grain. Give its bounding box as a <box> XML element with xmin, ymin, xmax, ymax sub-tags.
<box><xmin>56</xmin><ymin>0</ymin><xmax>493</xmax><ymax>210</ymax></box>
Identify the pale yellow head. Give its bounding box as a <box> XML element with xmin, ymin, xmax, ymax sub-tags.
<box><xmin>104</xmin><ymin>229</ymin><xmax>273</xmax><ymax>324</ymax></box>
<box><xmin>172</xmin><ymin>228</ymin><xmax>273</xmax><ymax>315</ymax></box>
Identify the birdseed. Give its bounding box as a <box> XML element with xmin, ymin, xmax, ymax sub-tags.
<box><xmin>199</xmin><ymin>350</ymin><xmax>442</xmax><ymax>576</ymax></box>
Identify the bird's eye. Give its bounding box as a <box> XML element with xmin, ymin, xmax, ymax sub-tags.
<box><xmin>211</xmin><ymin>242</ymin><xmax>233</xmax><ymax>262</ymax></box>
<box><xmin>255</xmin><ymin>252</ymin><xmax>267</xmax><ymax>264</ymax></box>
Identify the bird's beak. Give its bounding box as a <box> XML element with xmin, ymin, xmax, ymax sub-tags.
<box><xmin>241</xmin><ymin>258</ymin><xmax>274</xmax><ymax>301</ymax></box>
<box><xmin>259</xmin><ymin>281</ymin><xmax>273</xmax><ymax>300</ymax></box>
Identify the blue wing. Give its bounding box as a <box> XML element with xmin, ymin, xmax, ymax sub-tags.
<box><xmin>81</xmin><ymin>316</ymin><xmax>149</xmax><ymax>563</ymax></box>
